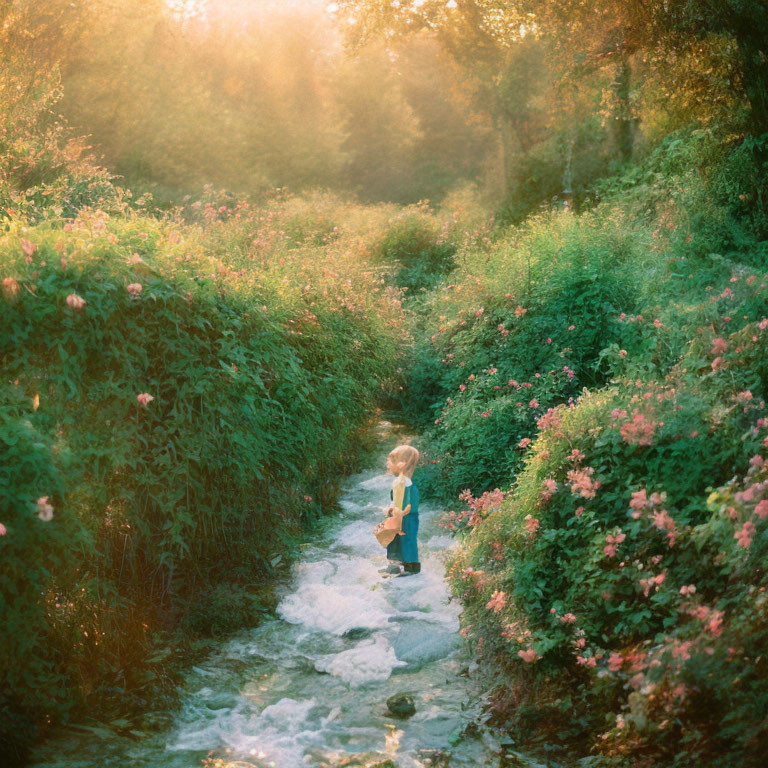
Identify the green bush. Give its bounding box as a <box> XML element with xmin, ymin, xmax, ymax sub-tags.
<box><xmin>420</xmin><ymin>126</ymin><xmax>768</xmax><ymax>766</ymax></box>
<box><xmin>370</xmin><ymin>205</ymin><xmax>458</xmax><ymax>292</ymax></box>
<box><xmin>408</xmin><ymin>210</ymin><xmax>645</xmax><ymax>497</ymax></box>
<box><xmin>0</xmin><ymin>202</ymin><xmax>404</xmax><ymax>759</ymax></box>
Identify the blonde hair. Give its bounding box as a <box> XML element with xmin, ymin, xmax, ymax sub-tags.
<box><xmin>387</xmin><ymin>444</ymin><xmax>420</xmax><ymax>477</ymax></box>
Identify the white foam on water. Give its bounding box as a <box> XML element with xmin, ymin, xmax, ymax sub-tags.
<box><xmin>333</xmin><ymin>519</ymin><xmax>384</xmax><ymax>557</ymax></box>
<box><xmin>168</xmin><ymin>696</ymin><xmax>322</xmax><ymax>767</ymax></box>
<box><xmin>424</xmin><ymin>534</ymin><xmax>458</xmax><ymax>551</ymax></box>
<box><xmin>359</xmin><ymin>473</ymin><xmax>395</xmax><ymax>492</ymax></box>
<box><xmin>278</xmin><ymin>581</ymin><xmax>390</xmax><ymax>635</ymax></box>
<box><xmin>381</xmin><ymin>559</ymin><xmax>461</xmax><ymax>629</ymax></box>
<box><xmin>259</xmin><ymin>697</ymin><xmax>317</xmax><ymax>728</ymax></box>
<box><xmin>315</xmin><ymin>635</ymin><xmax>406</xmax><ymax>687</ymax></box>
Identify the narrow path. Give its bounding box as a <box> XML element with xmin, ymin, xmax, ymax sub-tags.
<box><xmin>31</xmin><ymin>423</ymin><xmax>510</xmax><ymax>768</ymax></box>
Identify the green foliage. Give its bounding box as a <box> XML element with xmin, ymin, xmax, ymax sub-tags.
<box><xmin>182</xmin><ymin>584</ymin><xmax>273</xmax><ymax>638</ymax></box>
<box><xmin>409</xmin><ymin>125</ymin><xmax>768</xmax><ymax>765</ymax></box>
<box><xmin>408</xmin><ymin>209</ymin><xmax>644</xmax><ymax>497</ymax></box>
<box><xmin>370</xmin><ymin>205</ymin><xmax>457</xmax><ymax>292</ymax></box>
<box><xmin>0</xmin><ymin>198</ymin><xmax>405</xmax><ymax>757</ymax></box>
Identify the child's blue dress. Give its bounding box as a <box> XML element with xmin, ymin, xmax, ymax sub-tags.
<box><xmin>386</xmin><ymin>481</ymin><xmax>419</xmax><ymax>563</ymax></box>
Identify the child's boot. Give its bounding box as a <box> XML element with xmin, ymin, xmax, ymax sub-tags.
<box><xmin>399</xmin><ymin>562</ymin><xmax>421</xmax><ymax>576</ymax></box>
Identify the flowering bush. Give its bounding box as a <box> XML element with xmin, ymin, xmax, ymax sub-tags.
<box><xmin>0</xmin><ymin>199</ymin><xmax>405</xmax><ymax>756</ymax></box>
<box><xmin>407</xmin><ymin>210</ymin><xmax>643</xmax><ymax>498</ymax></box>
<box><xmin>422</xmin><ymin>131</ymin><xmax>768</xmax><ymax>765</ymax></box>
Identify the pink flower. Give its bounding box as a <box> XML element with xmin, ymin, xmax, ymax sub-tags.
<box><xmin>712</xmin><ymin>356</ymin><xmax>726</xmax><ymax>371</ymax></box>
<box><xmin>652</xmin><ymin>509</ymin><xmax>677</xmax><ymax>547</ymax></box>
<box><xmin>0</xmin><ymin>522</ymin><xmax>6</xmax><ymax>536</ymax></box>
<box><xmin>137</xmin><ymin>393</ymin><xmax>155</xmax><ymax>407</ymax></box>
<box><xmin>620</xmin><ymin>412</ymin><xmax>658</xmax><ymax>446</ymax></box>
<box><xmin>459</xmin><ymin>384</ymin><xmax>466</xmax><ymax>391</ymax></box>
<box><xmin>20</xmin><ymin>239</ymin><xmax>37</xmax><ymax>258</ymax></box>
<box><xmin>303</xmin><ymin>495</ymin><xmax>312</xmax><ymax>502</ymax></box>
<box><xmin>515</xmin><ymin>305</ymin><xmax>527</xmax><ymax>317</ymax></box>
<box><xmin>760</xmin><ymin>318</ymin><xmax>768</xmax><ymax>330</ymax></box>
<box><xmin>608</xmin><ymin>652</ymin><xmax>623</xmax><ymax>672</ymax></box>
<box><xmin>126</xmin><ymin>283</ymin><xmax>143</xmax><ymax>296</ymax></box>
<box><xmin>2</xmin><ymin>277</ymin><xmax>20</xmax><ymax>301</ymax></box>
<box><xmin>481</xmin><ymin>411</ymin><xmax>490</xmax><ymax>418</ymax></box>
<box><xmin>537</xmin><ymin>408</ymin><xmax>561</xmax><ymax>430</ymax></box>
<box><xmin>475</xmin><ymin>307</ymin><xmax>484</xmax><ymax>317</ymax></box>
<box><xmin>576</xmin><ymin>655</ymin><xmax>596</xmax><ymax>667</ymax></box>
<box><xmin>518</xmin><ymin>648</ymin><xmax>538</xmax><ymax>662</ymax></box>
<box><xmin>754</xmin><ymin>500</ymin><xmax>768</xmax><ymax>520</ymax></box>
<box><xmin>629</xmin><ymin>488</ymin><xmax>648</xmax><ymax>515</ymax></box>
<box><xmin>672</xmin><ymin>641</ymin><xmax>693</xmax><ymax>661</ymax></box>
<box><xmin>486</xmin><ymin>590</ymin><xmax>506</xmax><ymax>613</ymax></box>
<box><xmin>529</xmin><ymin>398</ymin><xmax>539</xmax><ymax>408</ymax></box>
<box><xmin>707</xmin><ymin>610</ymin><xmax>724</xmax><ymax>636</ymax></box>
<box><xmin>604</xmin><ymin>531</ymin><xmax>626</xmax><ymax>558</ymax></box>
<box><xmin>575</xmin><ymin>506</ymin><xmax>584</xmax><ymax>518</ymax></box>
<box><xmin>560</xmin><ymin>613</ymin><xmax>576</xmax><ymax>624</ymax></box>
<box><xmin>711</xmin><ymin>337</ymin><xmax>728</xmax><ymax>355</ymax></box>
<box><xmin>568</xmin><ymin>324</ymin><xmax>575</xmax><ymax>331</ymax></box>
<box><xmin>679</xmin><ymin>584</ymin><xmax>697</xmax><ymax>596</ymax></box>
<box><xmin>567</xmin><ymin>467</ymin><xmax>599</xmax><ymax>499</ymax></box>
<box><xmin>524</xmin><ymin>515</ymin><xmax>540</xmax><ymax>534</ymax></box>
<box><xmin>37</xmin><ymin>496</ymin><xmax>54</xmax><ymax>522</ymax></box>
<box><xmin>735</xmin><ymin>520</ymin><xmax>756</xmax><ymax>548</ymax></box>
<box><xmin>618</xmin><ymin>349</ymin><xmax>627</xmax><ymax>358</ymax></box>
<box><xmin>518</xmin><ymin>437</ymin><xmax>531</xmax><ymax>448</ymax></box>
<box><xmin>653</xmin><ymin>319</ymin><xmax>663</xmax><ymax>328</ymax></box>
<box><xmin>66</xmin><ymin>293</ymin><xmax>86</xmax><ymax>310</ymax></box>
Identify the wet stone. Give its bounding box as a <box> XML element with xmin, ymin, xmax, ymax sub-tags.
<box><xmin>391</xmin><ymin>620</ymin><xmax>460</xmax><ymax>667</ymax></box>
<box><xmin>305</xmin><ymin>750</ymin><xmax>396</xmax><ymax>767</ymax></box>
<box><xmin>386</xmin><ymin>692</ymin><xmax>416</xmax><ymax>719</ymax></box>
<box><xmin>343</xmin><ymin>627</ymin><xmax>375</xmax><ymax>640</ymax></box>
<box><xmin>418</xmin><ymin>749</ymin><xmax>451</xmax><ymax>767</ymax></box>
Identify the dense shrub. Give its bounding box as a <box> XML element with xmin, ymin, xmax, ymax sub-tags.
<box><xmin>0</xmin><ymin>201</ymin><xmax>404</xmax><ymax>760</ymax></box>
<box><xmin>407</xmin><ymin>210</ymin><xmax>646</xmax><ymax>497</ymax></box>
<box><xmin>446</xmin><ymin>318</ymin><xmax>768</xmax><ymax>764</ymax></box>
<box><xmin>414</xmin><ymin>126</ymin><xmax>768</xmax><ymax>766</ymax></box>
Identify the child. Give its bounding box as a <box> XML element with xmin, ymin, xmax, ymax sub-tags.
<box><xmin>380</xmin><ymin>444</ymin><xmax>421</xmax><ymax>577</ymax></box>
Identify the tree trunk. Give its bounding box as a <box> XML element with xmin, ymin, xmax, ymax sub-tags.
<box><xmin>612</xmin><ymin>53</ymin><xmax>636</xmax><ymax>162</ymax></box>
<box><xmin>738</xmin><ymin>37</ymin><xmax>768</xmax><ymax>134</ymax></box>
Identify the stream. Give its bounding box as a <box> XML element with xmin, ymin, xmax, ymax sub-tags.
<box><xmin>30</xmin><ymin>423</ymin><xmax>521</xmax><ymax>768</ymax></box>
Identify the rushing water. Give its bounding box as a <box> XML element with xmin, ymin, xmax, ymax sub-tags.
<box><xmin>31</xmin><ymin>424</ymin><xmax>528</xmax><ymax>768</ymax></box>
